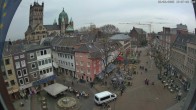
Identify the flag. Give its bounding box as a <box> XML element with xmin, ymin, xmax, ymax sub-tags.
<box><xmin>0</xmin><ymin>0</ymin><xmax>22</xmax><ymax>63</ymax></box>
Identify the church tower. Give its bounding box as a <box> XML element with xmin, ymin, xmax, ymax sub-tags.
<box><xmin>29</xmin><ymin>2</ymin><xmax>44</xmax><ymax>29</ymax></box>
<box><xmin>60</xmin><ymin>18</ymin><xmax>65</xmax><ymax>35</ymax></box>
<box><xmin>69</xmin><ymin>18</ymin><xmax>74</xmax><ymax>27</ymax></box>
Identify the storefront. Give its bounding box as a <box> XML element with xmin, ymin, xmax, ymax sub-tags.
<box><xmin>32</xmin><ymin>75</ymin><xmax>56</xmax><ymax>93</ymax></box>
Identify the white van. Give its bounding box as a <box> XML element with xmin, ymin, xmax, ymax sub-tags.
<box><xmin>94</xmin><ymin>91</ymin><xmax>117</xmax><ymax>105</ymax></box>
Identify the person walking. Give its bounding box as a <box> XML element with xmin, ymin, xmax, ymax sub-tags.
<box><xmin>120</xmin><ymin>89</ymin><xmax>123</xmax><ymax>96</ymax></box>
<box><xmin>71</xmin><ymin>81</ymin><xmax>74</xmax><ymax>86</ymax></box>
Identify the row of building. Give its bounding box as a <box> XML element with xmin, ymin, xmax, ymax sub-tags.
<box><xmin>1</xmin><ymin>33</ymin><xmax>131</xmax><ymax>101</ymax></box>
<box><xmin>151</xmin><ymin>24</ymin><xmax>196</xmax><ymax>91</ymax></box>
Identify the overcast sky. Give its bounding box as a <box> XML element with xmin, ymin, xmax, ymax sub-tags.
<box><xmin>6</xmin><ymin>0</ymin><xmax>196</xmax><ymax>40</ymax></box>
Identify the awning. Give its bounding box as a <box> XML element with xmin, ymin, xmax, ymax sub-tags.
<box><xmin>106</xmin><ymin>63</ymin><xmax>116</xmax><ymax>73</ymax></box>
<box><xmin>97</xmin><ymin>64</ymin><xmax>116</xmax><ymax>79</ymax></box>
<box><xmin>43</xmin><ymin>83</ymin><xmax>68</xmax><ymax>97</ymax></box>
<box><xmin>117</xmin><ymin>56</ymin><xmax>124</xmax><ymax>61</ymax></box>
<box><xmin>33</xmin><ymin>74</ymin><xmax>56</xmax><ymax>86</ymax></box>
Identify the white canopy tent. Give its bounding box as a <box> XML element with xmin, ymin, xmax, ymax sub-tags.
<box><xmin>43</xmin><ymin>83</ymin><xmax>68</xmax><ymax>97</ymax></box>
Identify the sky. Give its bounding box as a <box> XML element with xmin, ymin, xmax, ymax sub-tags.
<box><xmin>6</xmin><ymin>0</ymin><xmax>196</xmax><ymax>40</ymax></box>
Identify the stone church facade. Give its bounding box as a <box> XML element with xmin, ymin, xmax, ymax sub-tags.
<box><xmin>25</xmin><ymin>2</ymin><xmax>74</xmax><ymax>43</ymax></box>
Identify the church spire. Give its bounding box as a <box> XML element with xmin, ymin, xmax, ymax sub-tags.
<box><xmin>53</xmin><ymin>19</ymin><xmax>57</xmax><ymax>25</ymax></box>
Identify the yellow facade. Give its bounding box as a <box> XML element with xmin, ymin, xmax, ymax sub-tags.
<box><xmin>3</xmin><ymin>55</ymin><xmax>19</xmax><ymax>94</ymax></box>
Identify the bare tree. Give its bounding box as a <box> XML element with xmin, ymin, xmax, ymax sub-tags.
<box><xmin>99</xmin><ymin>24</ymin><xmax>120</xmax><ymax>34</ymax></box>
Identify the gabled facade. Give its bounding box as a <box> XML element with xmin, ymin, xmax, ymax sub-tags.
<box><xmin>52</xmin><ymin>37</ymin><xmax>80</xmax><ymax>77</ymax></box>
<box><xmin>129</xmin><ymin>27</ymin><xmax>147</xmax><ymax>47</ymax></box>
<box><xmin>2</xmin><ymin>43</ymin><xmax>20</xmax><ymax>101</ymax></box>
<box><xmin>25</xmin><ymin>44</ymin><xmax>55</xmax><ymax>92</ymax></box>
<box><xmin>75</xmin><ymin>43</ymin><xmax>103</xmax><ymax>81</ymax></box>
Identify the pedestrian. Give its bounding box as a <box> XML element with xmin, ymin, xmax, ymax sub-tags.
<box><xmin>108</xmin><ymin>105</ymin><xmax>112</xmax><ymax>110</ymax></box>
<box><xmin>145</xmin><ymin>79</ymin><xmax>147</xmax><ymax>85</ymax></box>
<box><xmin>71</xmin><ymin>81</ymin><xmax>74</xmax><ymax>86</ymax></box>
<box><xmin>76</xmin><ymin>93</ymin><xmax>79</xmax><ymax>99</ymax></box>
<box><xmin>120</xmin><ymin>89</ymin><xmax>123</xmax><ymax>96</ymax></box>
<box><xmin>147</xmin><ymin>80</ymin><xmax>149</xmax><ymax>85</ymax></box>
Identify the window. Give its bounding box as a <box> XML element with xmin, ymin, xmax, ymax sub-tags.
<box><xmin>15</xmin><ymin>62</ymin><xmax>20</xmax><ymax>69</ymax></box>
<box><xmin>68</xmin><ymin>55</ymin><xmax>70</xmax><ymax>59</ymax></box>
<box><xmin>5</xmin><ymin>82</ymin><xmax>9</xmax><ymax>87</ymax></box>
<box><xmin>77</xmin><ymin>68</ymin><xmax>79</xmax><ymax>72</ymax></box>
<box><xmin>39</xmin><ymin>61</ymin><xmax>42</xmax><ymax>66</ymax></box>
<box><xmin>10</xmin><ymin>80</ymin><xmax>15</xmax><ymax>86</ymax></box>
<box><xmin>22</xmin><ymin>69</ymin><xmax>27</xmax><ymax>76</ymax></box>
<box><xmin>44</xmin><ymin>50</ymin><xmax>47</xmax><ymax>55</ymax></box>
<box><xmin>68</xmin><ymin>62</ymin><xmax>70</xmax><ymax>66</ymax></box>
<box><xmin>71</xmin><ymin>55</ymin><xmax>73</xmax><ymax>59</ymax></box>
<box><xmin>71</xmin><ymin>63</ymin><xmax>73</xmax><ymax>67</ymax></box>
<box><xmin>42</xmin><ymin>60</ymin><xmax>45</xmax><ymax>65</ymax></box>
<box><xmin>20</xmin><ymin>54</ymin><xmax>25</xmax><ymax>58</ymax></box>
<box><xmin>31</xmin><ymin>63</ymin><xmax>36</xmax><ymax>69</ymax></box>
<box><xmin>40</xmin><ymin>71</ymin><xmax>43</xmax><ymax>75</ymax></box>
<box><xmin>24</xmin><ymin>77</ymin><xmax>29</xmax><ymax>83</ymax></box>
<box><xmin>76</xmin><ymin>61</ymin><xmax>78</xmax><ymax>65</ymax></box>
<box><xmin>94</xmin><ymin>69</ymin><xmax>96</xmax><ymax>74</ymax></box>
<box><xmin>17</xmin><ymin>70</ymin><xmax>22</xmax><ymax>77</ymax></box>
<box><xmin>50</xmin><ymin>68</ymin><xmax>52</xmax><ymax>72</ymax></box>
<box><xmin>21</xmin><ymin>60</ymin><xmax>26</xmax><ymax>67</ymax></box>
<box><xmin>47</xmin><ymin>69</ymin><xmax>49</xmax><ymax>73</ymax></box>
<box><xmin>45</xmin><ymin>59</ymin><xmax>48</xmax><ymax>64</ymax></box>
<box><xmin>48</xmin><ymin>59</ymin><xmax>51</xmax><ymax>63</ymax></box>
<box><xmin>80</xmin><ymin>61</ymin><xmax>83</xmax><ymax>66</ymax></box>
<box><xmin>30</xmin><ymin>53</ymin><xmax>34</xmax><ymax>59</ymax></box>
<box><xmin>81</xmin><ymin>69</ymin><xmax>84</xmax><ymax>73</ymax></box>
<box><xmin>5</xmin><ymin>59</ymin><xmax>10</xmax><ymax>65</ymax></box>
<box><xmin>100</xmin><ymin>96</ymin><xmax>110</xmax><ymax>101</ymax></box>
<box><xmin>33</xmin><ymin>73</ymin><xmax>37</xmax><ymax>78</ymax></box>
<box><xmin>87</xmin><ymin>69</ymin><xmax>90</xmax><ymax>74</ymax></box>
<box><xmin>14</xmin><ymin>56</ymin><xmax>19</xmax><ymax>60</ymax></box>
<box><xmin>7</xmin><ymin>70</ymin><xmax>12</xmax><ymax>75</ymax></box>
<box><xmin>43</xmin><ymin>70</ymin><xmax>46</xmax><ymax>74</ymax></box>
<box><xmin>41</xmin><ymin>50</ymin><xmax>43</xmax><ymax>55</ymax></box>
<box><xmin>87</xmin><ymin>62</ymin><xmax>90</xmax><ymax>67</ymax></box>
<box><xmin>19</xmin><ymin>79</ymin><xmax>24</xmax><ymax>85</ymax></box>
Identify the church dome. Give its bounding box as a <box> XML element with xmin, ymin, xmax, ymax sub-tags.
<box><xmin>58</xmin><ymin>8</ymin><xmax>69</xmax><ymax>25</ymax></box>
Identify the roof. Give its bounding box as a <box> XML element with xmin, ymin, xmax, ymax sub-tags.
<box><xmin>173</xmin><ymin>34</ymin><xmax>195</xmax><ymax>47</ymax></box>
<box><xmin>66</xmin><ymin>24</ymin><xmax>74</xmax><ymax>31</ymax></box>
<box><xmin>133</xmin><ymin>27</ymin><xmax>146</xmax><ymax>34</ymax></box>
<box><xmin>95</xmin><ymin>91</ymin><xmax>113</xmax><ymax>98</ymax></box>
<box><xmin>43</xmin><ymin>83</ymin><xmax>68</xmax><ymax>96</ymax></box>
<box><xmin>110</xmin><ymin>34</ymin><xmax>130</xmax><ymax>41</ymax></box>
<box><xmin>24</xmin><ymin>43</ymin><xmax>50</xmax><ymax>51</ymax></box>
<box><xmin>172</xmin><ymin>34</ymin><xmax>195</xmax><ymax>52</ymax></box>
<box><xmin>3</xmin><ymin>43</ymin><xmax>25</xmax><ymax>56</ymax></box>
<box><xmin>44</xmin><ymin>25</ymin><xmax>60</xmax><ymax>31</ymax></box>
<box><xmin>56</xmin><ymin>37</ymin><xmax>80</xmax><ymax>47</ymax></box>
<box><xmin>59</xmin><ymin>8</ymin><xmax>69</xmax><ymax>24</ymax></box>
<box><xmin>189</xmin><ymin>36</ymin><xmax>196</xmax><ymax>45</ymax></box>
<box><xmin>75</xmin><ymin>43</ymin><xmax>99</xmax><ymax>53</ymax></box>
<box><xmin>79</xmin><ymin>33</ymin><xmax>97</xmax><ymax>43</ymax></box>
